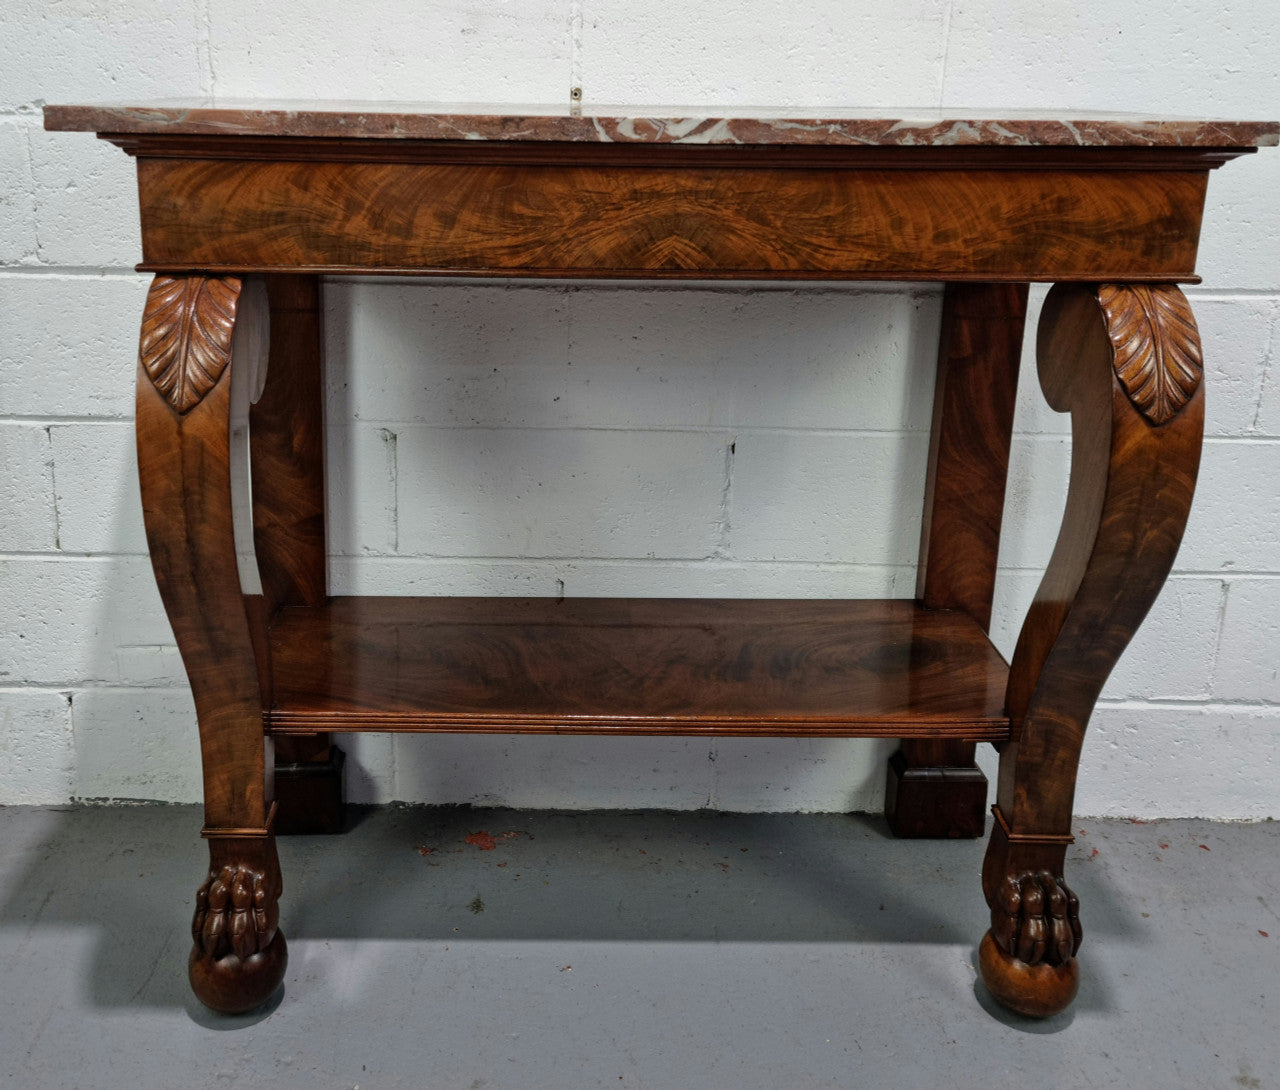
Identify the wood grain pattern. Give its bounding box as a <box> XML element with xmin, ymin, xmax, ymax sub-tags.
<box><xmin>139</xmin><ymin>275</ymin><xmax>240</xmax><ymax>412</ymax></box>
<box><xmin>979</xmin><ymin>281</ymin><xmax>1203</xmax><ymax>1017</ymax></box>
<box><xmin>135</xmin><ymin>275</ymin><xmax>269</xmax><ymax>829</ymax></box>
<box><xmin>79</xmin><ymin>112</ymin><xmax>1253</xmax><ymax>1018</ymax></box>
<box><xmin>1099</xmin><ymin>283</ymin><xmax>1204</xmax><ymax>425</ymax></box>
<box><xmin>136</xmin><ymin>272</ymin><xmax>287</xmax><ymax>1013</ymax></box>
<box><xmin>265</xmin><ymin>598</ymin><xmax>1011</xmax><ymax>738</ymax></box>
<box><xmin>249</xmin><ymin>275</ymin><xmax>327</xmax><ymax>614</ymax></box>
<box><xmin>1000</xmin><ymin>282</ymin><xmax>1203</xmax><ymax>811</ymax></box>
<box><xmin>888</xmin><ymin>283</ymin><xmax>1028</xmax><ymax>837</ymax></box>
<box><xmin>916</xmin><ymin>283</ymin><xmax>1029</xmax><ymax>627</ymax></box>
<box><xmin>245</xmin><ymin>274</ymin><xmax>341</xmax><ymax>825</ymax></box>
<box><xmin>134</xmin><ymin>158</ymin><xmax>1209</xmax><ymax>281</ymax></box>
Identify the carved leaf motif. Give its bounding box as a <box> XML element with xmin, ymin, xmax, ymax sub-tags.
<box><xmin>139</xmin><ymin>275</ymin><xmax>242</xmax><ymax>413</ymax></box>
<box><xmin>1097</xmin><ymin>283</ymin><xmax>1202</xmax><ymax>426</ymax></box>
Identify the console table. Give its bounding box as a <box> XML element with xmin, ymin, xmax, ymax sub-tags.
<box><xmin>45</xmin><ymin>103</ymin><xmax>1277</xmax><ymax>1018</ymax></box>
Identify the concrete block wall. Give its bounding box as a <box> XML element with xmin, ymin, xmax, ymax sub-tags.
<box><xmin>2</xmin><ymin>1</ymin><xmax>1277</xmax><ymax>817</ymax></box>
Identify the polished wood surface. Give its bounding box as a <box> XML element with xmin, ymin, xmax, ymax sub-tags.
<box><xmin>188</xmin><ymin>833</ymin><xmax>287</xmax><ymax>1014</ymax></box>
<box><xmin>102</xmin><ymin>138</ymin><xmax>1261</xmax><ymax>169</ymax></box>
<box><xmin>248</xmin><ymin>274</ymin><xmax>345</xmax><ymax>828</ymax></box>
<box><xmin>267</xmin><ymin>598</ymin><xmax>1010</xmax><ymax>738</ymax></box>
<box><xmin>135</xmin><ymin>274</ymin><xmax>269</xmax><ymax>831</ymax></box>
<box><xmin>916</xmin><ymin>283</ymin><xmax>1028</xmax><ymax>629</ymax></box>
<box><xmin>887</xmin><ymin>283</ymin><xmax>1028</xmax><ymax>837</ymax></box>
<box><xmin>249</xmin><ymin>275</ymin><xmax>327</xmax><ymax>616</ymax></box>
<box><xmin>133</xmin><ymin>156</ymin><xmax>1210</xmax><ymax>280</ymax></box>
<box><xmin>978</xmin><ymin>930</ymin><xmax>1079</xmax><ymax>1019</ymax></box>
<box><xmin>135</xmin><ymin>273</ymin><xmax>288</xmax><ymax>1012</ymax></box>
<box><xmin>1000</xmin><ymin>283</ymin><xmax>1202</xmax><ymax>811</ymax></box>
<box><xmin>45</xmin><ymin>101</ymin><xmax>1266</xmax><ymax>1017</ymax></box>
<box><xmin>979</xmin><ymin>282</ymin><xmax>1204</xmax><ymax>1016</ymax></box>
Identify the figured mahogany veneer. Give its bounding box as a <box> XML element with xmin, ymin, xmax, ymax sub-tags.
<box><xmin>63</xmin><ymin>105</ymin><xmax>1269</xmax><ymax>282</ymax></box>
<box><xmin>889</xmin><ymin>282</ymin><xmax>1028</xmax><ymax>837</ymax></box>
<box><xmin>266</xmin><ymin>597</ymin><xmax>1010</xmax><ymax>738</ymax></box>
<box><xmin>45</xmin><ymin>103</ymin><xmax>1275</xmax><ymax>1020</ymax></box>
<box><xmin>131</xmin><ymin>154</ymin><xmax>1208</xmax><ymax>281</ymax></box>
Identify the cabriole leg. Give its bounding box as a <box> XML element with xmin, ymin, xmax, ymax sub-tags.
<box><xmin>136</xmin><ymin>273</ymin><xmax>287</xmax><ymax>1013</ymax></box>
<box><xmin>980</xmin><ymin>282</ymin><xmax>1203</xmax><ymax>1016</ymax></box>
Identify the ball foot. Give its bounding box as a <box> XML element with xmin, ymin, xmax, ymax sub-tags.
<box><xmin>189</xmin><ymin>929</ymin><xmax>288</xmax><ymax>1014</ymax></box>
<box><xmin>979</xmin><ymin>930</ymin><xmax>1078</xmax><ymax>1018</ymax></box>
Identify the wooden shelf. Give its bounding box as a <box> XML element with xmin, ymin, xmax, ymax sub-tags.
<box><xmin>266</xmin><ymin>597</ymin><xmax>1011</xmax><ymax>739</ymax></box>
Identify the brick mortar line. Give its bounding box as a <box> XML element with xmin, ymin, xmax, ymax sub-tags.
<box><xmin>1095</xmin><ymin>699</ymin><xmax>1280</xmax><ymax>712</ymax></box>
<box><xmin>1250</xmin><ymin>300</ymin><xmax>1279</xmax><ymax>432</ymax></box>
<box><xmin>0</xmin><ymin>417</ymin><xmax>134</xmax><ymax>426</ymax></box>
<box><xmin>0</xmin><ymin>267</ymin><xmax>144</xmax><ymax>278</ymax></box>
<box><xmin>4</xmin><ymin>418</ymin><xmax>1280</xmax><ymax>444</ymax></box>
<box><xmin>7</xmin><ymin>552</ymin><xmax>1280</xmax><ymax>576</ymax></box>
<box><xmin>1206</xmin><ymin>578</ymin><xmax>1232</xmax><ymax>698</ymax></box>
<box><xmin>168</xmin><ymin>421</ymin><xmax>1280</xmax><ymax>441</ymax></box>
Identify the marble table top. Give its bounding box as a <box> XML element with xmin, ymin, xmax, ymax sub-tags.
<box><xmin>44</xmin><ymin>101</ymin><xmax>1279</xmax><ymax>147</ymax></box>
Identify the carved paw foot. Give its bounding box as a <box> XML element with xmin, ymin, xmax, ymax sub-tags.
<box><xmin>991</xmin><ymin>870</ymin><xmax>1081</xmax><ymax>966</ymax></box>
<box><xmin>980</xmin><ymin>870</ymin><xmax>1082</xmax><ymax>1018</ymax></box>
<box><xmin>189</xmin><ymin>861</ymin><xmax>287</xmax><ymax>1014</ymax></box>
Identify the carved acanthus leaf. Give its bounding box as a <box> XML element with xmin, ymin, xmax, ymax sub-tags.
<box><xmin>140</xmin><ymin>275</ymin><xmax>242</xmax><ymax>413</ymax></box>
<box><xmin>990</xmin><ymin>870</ymin><xmax>1082</xmax><ymax>967</ymax></box>
<box><xmin>1098</xmin><ymin>283</ymin><xmax>1202</xmax><ymax>426</ymax></box>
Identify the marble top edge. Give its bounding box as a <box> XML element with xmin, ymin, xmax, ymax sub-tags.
<box><xmin>44</xmin><ymin>102</ymin><xmax>1280</xmax><ymax>147</ymax></box>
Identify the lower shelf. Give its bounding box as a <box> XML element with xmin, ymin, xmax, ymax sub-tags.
<box><xmin>266</xmin><ymin>597</ymin><xmax>1010</xmax><ymax>740</ymax></box>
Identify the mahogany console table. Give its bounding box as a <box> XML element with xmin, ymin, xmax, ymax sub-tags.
<box><xmin>45</xmin><ymin>103</ymin><xmax>1277</xmax><ymax>1018</ymax></box>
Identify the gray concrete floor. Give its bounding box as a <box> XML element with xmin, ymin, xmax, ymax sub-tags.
<box><xmin>1</xmin><ymin>804</ymin><xmax>1276</xmax><ymax>1089</ymax></box>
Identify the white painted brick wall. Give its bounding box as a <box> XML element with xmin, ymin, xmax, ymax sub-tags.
<box><xmin>0</xmin><ymin>274</ymin><xmax>147</xmax><ymax>417</ymax></box>
<box><xmin>0</xmin><ymin>424</ymin><xmax>57</xmax><ymax>551</ymax></box>
<box><xmin>0</xmin><ymin>689</ymin><xmax>74</xmax><ymax>804</ymax></box>
<box><xmin>2</xmin><ymin>0</ymin><xmax>1277</xmax><ymax>817</ymax></box>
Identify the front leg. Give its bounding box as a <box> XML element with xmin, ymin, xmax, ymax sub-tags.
<box><xmin>136</xmin><ymin>274</ymin><xmax>286</xmax><ymax>1013</ymax></box>
<box><xmin>980</xmin><ymin>283</ymin><xmax>1203</xmax><ymax>1017</ymax></box>
<box><xmin>189</xmin><ymin>834</ymin><xmax>287</xmax><ymax>1014</ymax></box>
